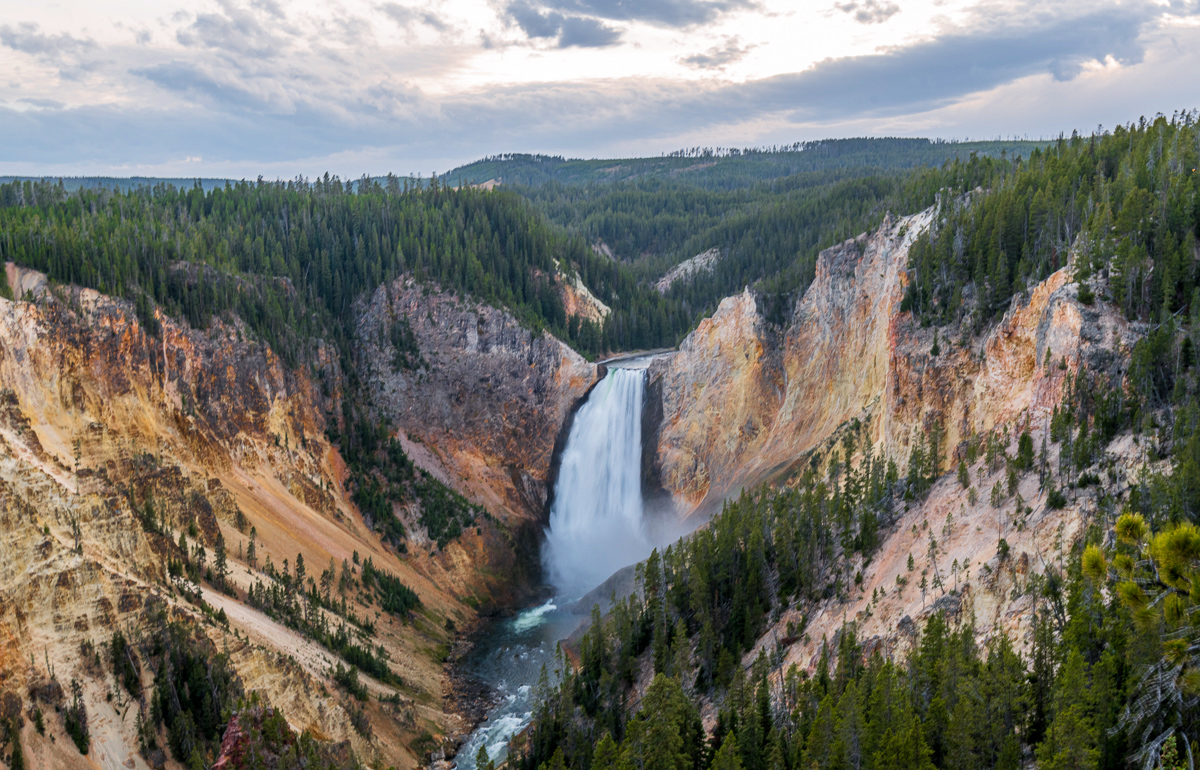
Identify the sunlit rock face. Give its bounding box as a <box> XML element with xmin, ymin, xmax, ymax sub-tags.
<box><xmin>641</xmin><ymin>209</ymin><xmax>1140</xmax><ymax>684</ymax></box>
<box><xmin>0</xmin><ymin>267</ymin><xmax>395</xmax><ymax>764</ymax></box>
<box><xmin>0</xmin><ymin>265</ymin><xmax>605</xmax><ymax>767</ymax></box>
<box><xmin>650</xmin><ymin>211</ymin><xmax>930</xmax><ymax>512</ymax></box>
<box><xmin>650</xmin><ymin>206</ymin><xmax>1134</xmax><ymax>516</ymax></box>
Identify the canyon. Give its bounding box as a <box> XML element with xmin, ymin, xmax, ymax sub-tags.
<box><xmin>0</xmin><ymin>198</ymin><xmax>1142</xmax><ymax>767</ymax></box>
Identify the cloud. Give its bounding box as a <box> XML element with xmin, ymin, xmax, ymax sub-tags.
<box><xmin>680</xmin><ymin>36</ymin><xmax>755</xmax><ymax>69</ymax></box>
<box><xmin>442</xmin><ymin>1</ymin><xmax>1197</xmax><ymax>149</ymax></box>
<box><xmin>0</xmin><ymin>21</ymin><xmax>102</xmax><ymax>79</ymax></box>
<box><xmin>175</xmin><ymin>3</ymin><xmax>285</xmax><ymax>59</ymax></box>
<box><xmin>527</xmin><ymin>0</ymin><xmax>755</xmax><ymax>28</ymax></box>
<box><xmin>132</xmin><ymin>61</ymin><xmax>287</xmax><ymax>113</ymax></box>
<box><xmin>732</xmin><ymin>1</ymin><xmax>1169</xmax><ymax>121</ymax></box>
<box><xmin>507</xmin><ymin>2</ymin><xmax>563</xmax><ymax>38</ymax></box>
<box><xmin>17</xmin><ymin>97</ymin><xmax>65</xmax><ymax>109</ymax></box>
<box><xmin>505</xmin><ymin>1</ymin><xmax>622</xmax><ymax>46</ymax></box>
<box><xmin>834</xmin><ymin>0</ymin><xmax>899</xmax><ymax>25</ymax></box>
<box><xmin>252</xmin><ymin>0</ymin><xmax>286</xmax><ymax>19</ymax></box>
<box><xmin>503</xmin><ymin>0</ymin><xmax>754</xmax><ymax>47</ymax></box>
<box><xmin>380</xmin><ymin>3</ymin><xmax>452</xmax><ymax>33</ymax></box>
<box><xmin>1</xmin><ymin>0</ymin><xmax>1198</xmax><ymax>176</ymax></box>
<box><xmin>558</xmin><ymin>16</ymin><xmax>622</xmax><ymax>47</ymax></box>
<box><xmin>0</xmin><ymin>22</ymin><xmax>95</xmax><ymax>57</ymax></box>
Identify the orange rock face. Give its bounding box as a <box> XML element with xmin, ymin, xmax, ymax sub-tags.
<box><xmin>0</xmin><ymin>265</ymin><xmax>596</xmax><ymax>768</ymax></box>
<box><xmin>651</xmin><ymin>211</ymin><xmax>931</xmax><ymax>511</ymax></box>
<box><xmin>651</xmin><ymin>206</ymin><xmax>1135</xmax><ymax>514</ymax></box>
<box><xmin>645</xmin><ymin>209</ymin><xmax>1143</xmax><ymax>682</ymax></box>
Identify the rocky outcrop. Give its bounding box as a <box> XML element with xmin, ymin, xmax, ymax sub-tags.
<box><xmin>655</xmin><ymin>248</ymin><xmax>721</xmax><ymax>294</ymax></box>
<box><xmin>650</xmin><ymin>288</ymin><xmax>785</xmax><ymax>510</ymax></box>
<box><xmin>561</xmin><ymin>271</ymin><xmax>611</xmax><ymax>323</ymax></box>
<box><xmin>753</xmin><ymin>425</ymin><xmax>1147</xmax><ymax>680</ymax></box>
<box><xmin>645</xmin><ymin>207</ymin><xmax>1142</xmax><ymax>673</ymax></box>
<box><xmin>356</xmin><ymin>277</ymin><xmax>599</xmax><ymax>523</ymax></box>
<box><xmin>650</xmin><ymin>211</ymin><xmax>930</xmax><ymax>511</ymax></box>
<box><xmin>499</xmin><ymin>203</ymin><xmax>1145</xmax><ymax>735</ymax></box>
<box><xmin>877</xmin><ymin>261</ymin><xmax>1135</xmax><ymax>467</ymax></box>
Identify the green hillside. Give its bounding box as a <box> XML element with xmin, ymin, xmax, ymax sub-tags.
<box><xmin>445</xmin><ymin>138</ymin><xmax>1048</xmax><ymax>190</ymax></box>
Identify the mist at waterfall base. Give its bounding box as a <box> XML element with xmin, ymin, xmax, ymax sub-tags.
<box><xmin>454</xmin><ymin>367</ymin><xmax>660</xmax><ymax>770</ymax></box>
<box><xmin>542</xmin><ymin>367</ymin><xmax>654</xmax><ymax>600</ymax></box>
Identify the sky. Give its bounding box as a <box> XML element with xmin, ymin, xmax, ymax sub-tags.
<box><xmin>1</xmin><ymin>0</ymin><xmax>1198</xmax><ymax>178</ymax></box>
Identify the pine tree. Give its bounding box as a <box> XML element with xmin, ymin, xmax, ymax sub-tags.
<box><xmin>213</xmin><ymin>533</ymin><xmax>227</xmax><ymax>590</ymax></box>
<box><xmin>802</xmin><ymin>695</ymin><xmax>836</xmax><ymax>769</ymax></box>
<box><xmin>711</xmin><ymin>733</ymin><xmax>744</xmax><ymax>770</ymax></box>
<box><xmin>833</xmin><ymin>680</ymin><xmax>864</xmax><ymax>770</ymax></box>
<box><xmin>1036</xmin><ymin>650</ymin><xmax>1097</xmax><ymax>770</ymax></box>
<box><xmin>592</xmin><ymin>733</ymin><xmax>619</xmax><ymax>770</ymax></box>
<box><xmin>8</xmin><ymin>718</ymin><xmax>25</xmax><ymax>770</ymax></box>
<box><xmin>872</xmin><ymin>714</ymin><xmax>934</xmax><ymax>770</ymax></box>
<box><xmin>247</xmin><ymin>526</ymin><xmax>258</xmax><ymax>570</ymax></box>
<box><xmin>476</xmin><ymin>743</ymin><xmax>495</xmax><ymax>770</ymax></box>
<box><xmin>672</xmin><ymin>618</ymin><xmax>692</xmax><ymax>689</ymax></box>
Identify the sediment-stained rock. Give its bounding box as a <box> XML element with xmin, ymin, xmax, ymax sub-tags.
<box><xmin>0</xmin><ymin>265</ymin><xmax>569</xmax><ymax>768</ymax></box>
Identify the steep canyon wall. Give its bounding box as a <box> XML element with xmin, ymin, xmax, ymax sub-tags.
<box><xmin>0</xmin><ymin>265</ymin><xmax>596</xmax><ymax>768</ymax></box>
<box><xmin>651</xmin><ymin>207</ymin><xmax>1136</xmax><ymax>515</ymax></box>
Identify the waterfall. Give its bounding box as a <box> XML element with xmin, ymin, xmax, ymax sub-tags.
<box><xmin>543</xmin><ymin>367</ymin><xmax>652</xmax><ymax>599</ymax></box>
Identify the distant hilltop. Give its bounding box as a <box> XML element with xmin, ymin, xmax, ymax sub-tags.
<box><xmin>0</xmin><ymin>175</ymin><xmax>233</xmax><ymax>193</ymax></box>
<box><xmin>3</xmin><ymin>136</ymin><xmax>1050</xmax><ymax>194</ymax></box>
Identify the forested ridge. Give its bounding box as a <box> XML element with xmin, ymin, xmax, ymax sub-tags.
<box><xmin>517</xmin><ymin>170</ymin><xmax>945</xmax><ymax>323</ymax></box>
<box><xmin>0</xmin><ymin>173</ymin><xmax>688</xmax><ymax>555</ymax></box>
<box><xmin>518</xmin><ymin>117</ymin><xmax>1199</xmax><ymax>331</ymax></box>
<box><xmin>445</xmin><ymin>138</ymin><xmax>1046</xmax><ymax>190</ymax></box>
<box><xmin>904</xmin><ymin>116</ymin><xmax>1200</xmax><ymax>332</ymax></box>
<box><xmin>0</xmin><ymin>174</ymin><xmax>689</xmax><ymax>362</ymax></box>
<box><xmin>0</xmin><ymin>136</ymin><xmax>1048</xmax><ymax>357</ymax></box>
<box><xmin>509</xmin><ymin>113</ymin><xmax>1200</xmax><ymax>770</ymax></box>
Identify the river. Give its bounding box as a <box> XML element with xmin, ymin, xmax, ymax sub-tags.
<box><xmin>452</xmin><ymin>600</ymin><xmax>584</xmax><ymax>770</ymax></box>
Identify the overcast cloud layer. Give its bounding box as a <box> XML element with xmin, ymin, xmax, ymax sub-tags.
<box><xmin>0</xmin><ymin>0</ymin><xmax>1197</xmax><ymax>177</ymax></box>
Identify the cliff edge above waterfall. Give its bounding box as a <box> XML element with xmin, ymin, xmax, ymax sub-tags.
<box><xmin>650</xmin><ymin>209</ymin><xmax>934</xmax><ymax>511</ymax></box>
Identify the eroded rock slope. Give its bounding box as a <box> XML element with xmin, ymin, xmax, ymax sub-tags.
<box><xmin>0</xmin><ymin>264</ymin><xmax>586</xmax><ymax>769</ymax></box>
<box><xmin>356</xmin><ymin>277</ymin><xmax>599</xmax><ymax>523</ymax></box>
<box><xmin>651</xmin><ymin>207</ymin><xmax>1132</xmax><ymax>513</ymax></box>
<box><xmin>647</xmin><ymin>206</ymin><xmax>1139</xmax><ymax>670</ymax></box>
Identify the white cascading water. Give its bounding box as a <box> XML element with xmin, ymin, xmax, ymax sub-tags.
<box><xmin>543</xmin><ymin>367</ymin><xmax>652</xmax><ymax>599</ymax></box>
